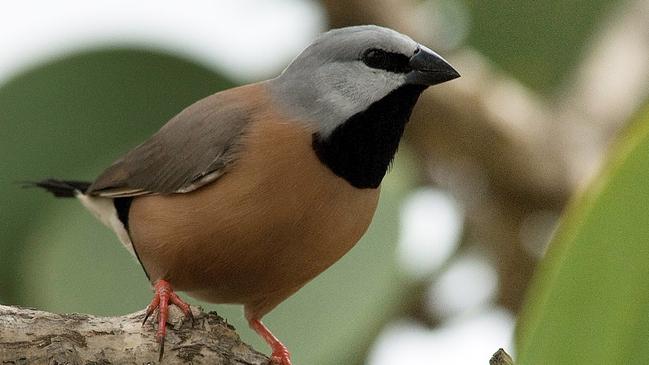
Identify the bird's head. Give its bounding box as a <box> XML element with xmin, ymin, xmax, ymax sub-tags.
<box><xmin>270</xmin><ymin>25</ymin><xmax>460</xmax><ymax>137</ymax></box>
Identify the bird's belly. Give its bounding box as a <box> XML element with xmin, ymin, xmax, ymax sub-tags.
<box><xmin>128</xmin><ymin>117</ymin><xmax>380</xmax><ymax>307</ymax></box>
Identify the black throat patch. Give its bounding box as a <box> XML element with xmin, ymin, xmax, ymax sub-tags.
<box><xmin>312</xmin><ymin>84</ymin><xmax>427</xmax><ymax>189</ymax></box>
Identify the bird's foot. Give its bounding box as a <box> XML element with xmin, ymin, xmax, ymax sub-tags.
<box><xmin>269</xmin><ymin>345</ymin><xmax>292</xmax><ymax>365</ymax></box>
<box><xmin>142</xmin><ymin>279</ymin><xmax>194</xmax><ymax>361</ymax></box>
<box><xmin>249</xmin><ymin>318</ymin><xmax>292</xmax><ymax>365</ymax></box>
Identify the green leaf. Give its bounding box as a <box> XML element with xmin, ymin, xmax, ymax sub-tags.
<box><xmin>517</xmin><ymin>103</ymin><xmax>649</xmax><ymax>364</ymax></box>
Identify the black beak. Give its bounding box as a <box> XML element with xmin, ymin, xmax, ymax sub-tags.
<box><xmin>406</xmin><ymin>45</ymin><xmax>460</xmax><ymax>86</ymax></box>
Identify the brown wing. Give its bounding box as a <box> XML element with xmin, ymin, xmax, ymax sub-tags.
<box><xmin>87</xmin><ymin>83</ymin><xmax>266</xmax><ymax>197</ymax></box>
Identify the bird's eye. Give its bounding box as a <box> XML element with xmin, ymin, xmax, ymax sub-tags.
<box><xmin>361</xmin><ymin>48</ymin><xmax>411</xmax><ymax>74</ymax></box>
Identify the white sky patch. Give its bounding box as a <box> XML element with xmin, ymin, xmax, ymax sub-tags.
<box><xmin>427</xmin><ymin>253</ymin><xmax>499</xmax><ymax>319</ymax></box>
<box><xmin>397</xmin><ymin>188</ymin><xmax>463</xmax><ymax>279</ymax></box>
<box><xmin>0</xmin><ymin>0</ymin><xmax>324</xmax><ymax>84</ymax></box>
<box><xmin>367</xmin><ymin>308</ymin><xmax>515</xmax><ymax>365</ymax></box>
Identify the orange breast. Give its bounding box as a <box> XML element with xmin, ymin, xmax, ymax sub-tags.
<box><xmin>128</xmin><ymin>94</ymin><xmax>379</xmax><ymax>317</ymax></box>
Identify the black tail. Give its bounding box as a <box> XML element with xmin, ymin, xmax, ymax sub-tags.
<box><xmin>23</xmin><ymin>179</ymin><xmax>91</xmax><ymax>198</ymax></box>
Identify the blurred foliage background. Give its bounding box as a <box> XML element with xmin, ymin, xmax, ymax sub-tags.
<box><xmin>464</xmin><ymin>0</ymin><xmax>614</xmax><ymax>93</ymax></box>
<box><xmin>2</xmin><ymin>1</ymin><xmax>649</xmax><ymax>364</ymax></box>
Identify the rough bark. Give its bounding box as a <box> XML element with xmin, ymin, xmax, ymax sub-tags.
<box><xmin>490</xmin><ymin>349</ymin><xmax>515</xmax><ymax>365</ymax></box>
<box><xmin>0</xmin><ymin>304</ymin><xmax>268</xmax><ymax>364</ymax></box>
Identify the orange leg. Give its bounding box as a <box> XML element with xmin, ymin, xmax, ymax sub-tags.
<box><xmin>248</xmin><ymin>318</ymin><xmax>292</xmax><ymax>365</ymax></box>
<box><xmin>142</xmin><ymin>279</ymin><xmax>194</xmax><ymax>361</ymax></box>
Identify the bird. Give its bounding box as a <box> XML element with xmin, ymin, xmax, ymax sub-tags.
<box><xmin>28</xmin><ymin>25</ymin><xmax>459</xmax><ymax>364</ymax></box>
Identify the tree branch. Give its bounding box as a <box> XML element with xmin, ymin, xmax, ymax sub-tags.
<box><xmin>490</xmin><ymin>348</ymin><xmax>515</xmax><ymax>365</ymax></box>
<box><xmin>0</xmin><ymin>304</ymin><xmax>514</xmax><ymax>364</ymax></box>
<box><xmin>0</xmin><ymin>304</ymin><xmax>268</xmax><ymax>364</ymax></box>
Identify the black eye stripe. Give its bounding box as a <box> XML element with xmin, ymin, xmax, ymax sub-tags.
<box><xmin>361</xmin><ymin>48</ymin><xmax>411</xmax><ymax>74</ymax></box>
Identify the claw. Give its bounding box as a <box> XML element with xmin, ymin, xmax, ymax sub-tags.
<box><xmin>142</xmin><ymin>292</ymin><xmax>161</xmax><ymax>326</ymax></box>
<box><xmin>142</xmin><ymin>305</ymin><xmax>155</xmax><ymax>326</ymax></box>
<box><xmin>187</xmin><ymin>310</ymin><xmax>195</xmax><ymax>327</ymax></box>
<box><xmin>158</xmin><ymin>340</ymin><xmax>165</xmax><ymax>362</ymax></box>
